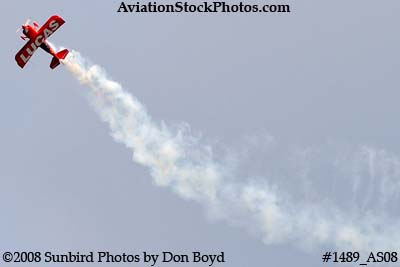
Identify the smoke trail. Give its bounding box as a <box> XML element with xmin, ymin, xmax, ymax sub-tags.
<box><xmin>62</xmin><ymin>50</ymin><xmax>400</xmax><ymax>251</ymax></box>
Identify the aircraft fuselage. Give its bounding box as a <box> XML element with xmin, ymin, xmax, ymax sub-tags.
<box><xmin>22</xmin><ymin>24</ymin><xmax>57</xmax><ymax>57</ymax></box>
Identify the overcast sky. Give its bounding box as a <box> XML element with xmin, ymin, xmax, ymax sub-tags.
<box><xmin>2</xmin><ymin>1</ymin><xmax>400</xmax><ymax>266</ymax></box>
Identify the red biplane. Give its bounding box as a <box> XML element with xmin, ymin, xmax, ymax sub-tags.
<box><xmin>15</xmin><ymin>15</ymin><xmax>69</xmax><ymax>69</ymax></box>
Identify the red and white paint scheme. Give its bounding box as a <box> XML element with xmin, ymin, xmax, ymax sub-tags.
<box><xmin>15</xmin><ymin>15</ymin><xmax>69</xmax><ymax>69</ymax></box>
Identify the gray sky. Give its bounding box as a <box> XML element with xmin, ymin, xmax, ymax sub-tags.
<box><xmin>2</xmin><ymin>1</ymin><xmax>400</xmax><ymax>266</ymax></box>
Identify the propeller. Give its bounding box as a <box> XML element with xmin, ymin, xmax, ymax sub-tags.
<box><xmin>16</xmin><ymin>18</ymin><xmax>31</xmax><ymax>33</ymax></box>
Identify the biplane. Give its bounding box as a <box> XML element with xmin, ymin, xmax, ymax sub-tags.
<box><xmin>15</xmin><ymin>15</ymin><xmax>69</xmax><ymax>69</ymax></box>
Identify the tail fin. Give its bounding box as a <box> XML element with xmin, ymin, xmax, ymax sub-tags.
<box><xmin>50</xmin><ymin>49</ymin><xmax>69</xmax><ymax>69</ymax></box>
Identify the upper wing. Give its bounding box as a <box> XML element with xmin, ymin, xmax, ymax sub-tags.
<box><xmin>15</xmin><ymin>15</ymin><xmax>66</xmax><ymax>69</ymax></box>
<box><xmin>15</xmin><ymin>39</ymin><xmax>37</xmax><ymax>68</ymax></box>
<box><xmin>36</xmin><ymin>15</ymin><xmax>65</xmax><ymax>40</ymax></box>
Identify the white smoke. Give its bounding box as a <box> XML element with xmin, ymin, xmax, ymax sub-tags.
<box><xmin>62</xmin><ymin>50</ymin><xmax>400</xmax><ymax>252</ymax></box>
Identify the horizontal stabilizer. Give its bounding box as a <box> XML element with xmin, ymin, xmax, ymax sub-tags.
<box><xmin>56</xmin><ymin>49</ymin><xmax>69</xmax><ymax>60</ymax></box>
<box><xmin>49</xmin><ymin>49</ymin><xmax>69</xmax><ymax>69</ymax></box>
